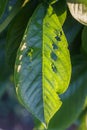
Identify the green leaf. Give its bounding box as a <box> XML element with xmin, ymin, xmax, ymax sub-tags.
<box><xmin>81</xmin><ymin>26</ymin><xmax>87</xmax><ymax>54</ymax></box>
<box><xmin>66</xmin><ymin>0</ymin><xmax>87</xmax><ymax>25</ymax></box>
<box><xmin>52</xmin><ymin>0</ymin><xmax>67</xmax><ymax>26</ymax></box>
<box><xmin>0</xmin><ymin>0</ymin><xmax>25</xmax><ymax>33</ymax></box>
<box><xmin>0</xmin><ymin>31</ymin><xmax>10</xmax><ymax>98</ymax></box>
<box><xmin>0</xmin><ymin>0</ymin><xmax>8</xmax><ymax>18</ymax></box>
<box><xmin>0</xmin><ymin>31</ymin><xmax>10</xmax><ymax>81</ymax></box>
<box><xmin>46</xmin><ymin>55</ymin><xmax>87</xmax><ymax>130</ymax></box>
<box><xmin>63</xmin><ymin>12</ymin><xmax>82</xmax><ymax>45</ymax></box>
<box><xmin>14</xmin><ymin>4</ymin><xmax>71</xmax><ymax>127</ymax></box>
<box><xmin>78</xmin><ymin>109</ymin><xmax>87</xmax><ymax>130</ymax></box>
<box><xmin>6</xmin><ymin>0</ymin><xmax>38</xmax><ymax>71</ymax></box>
<box><xmin>43</xmin><ymin>0</ymin><xmax>59</xmax><ymax>5</ymax></box>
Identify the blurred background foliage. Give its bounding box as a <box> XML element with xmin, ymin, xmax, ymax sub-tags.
<box><xmin>0</xmin><ymin>0</ymin><xmax>87</xmax><ymax>130</ymax></box>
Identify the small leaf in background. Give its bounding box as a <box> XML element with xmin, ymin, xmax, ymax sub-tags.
<box><xmin>43</xmin><ymin>0</ymin><xmax>59</xmax><ymax>5</ymax></box>
<box><xmin>0</xmin><ymin>0</ymin><xmax>8</xmax><ymax>18</ymax></box>
<box><xmin>22</xmin><ymin>0</ymin><xmax>30</xmax><ymax>7</ymax></box>
<box><xmin>81</xmin><ymin>26</ymin><xmax>87</xmax><ymax>54</ymax></box>
<box><xmin>66</xmin><ymin>0</ymin><xmax>87</xmax><ymax>25</ymax></box>
<box><xmin>14</xmin><ymin>4</ymin><xmax>71</xmax><ymax>127</ymax></box>
<box><xmin>50</xmin><ymin>0</ymin><xmax>59</xmax><ymax>5</ymax></box>
<box><xmin>6</xmin><ymin>0</ymin><xmax>38</xmax><ymax>71</ymax></box>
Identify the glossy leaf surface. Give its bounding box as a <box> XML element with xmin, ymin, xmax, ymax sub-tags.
<box><xmin>15</xmin><ymin>4</ymin><xmax>71</xmax><ymax>127</ymax></box>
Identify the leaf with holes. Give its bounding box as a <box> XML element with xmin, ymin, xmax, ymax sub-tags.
<box><xmin>6</xmin><ymin>0</ymin><xmax>38</xmax><ymax>71</ymax></box>
<box><xmin>14</xmin><ymin>4</ymin><xmax>71</xmax><ymax>127</ymax></box>
<box><xmin>34</xmin><ymin>55</ymin><xmax>87</xmax><ymax>130</ymax></box>
<box><xmin>47</xmin><ymin>55</ymin><xmax>87</xmax><ymax>130</ymax></box>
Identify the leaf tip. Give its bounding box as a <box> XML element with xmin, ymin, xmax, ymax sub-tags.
<box><xmin>42</xmin><ymin>122</ymin><xmax>48</xmax><ymax>129</ymax></box>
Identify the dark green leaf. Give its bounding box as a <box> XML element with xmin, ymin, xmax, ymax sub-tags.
<box><xmin>0</xmin><ymin>31</ymin><xmax>10</xmax><ymax>98</ymax></box>
<box><xmin>0</xmin><ymin>0</ymin><xmax>8</xmax><ymax>18</ymax></box>
<box><xmin>0</xmin><ymin>0</ymin><xmax>25</xmax><ymax>33</ymax></box>
<box><xmin>6</xmin><ymin>0</ymin><xmax>38</xmax><ymax>71</ymax></box>
<box><xmin>14</xmin><ymin>4</ymin><xmax>71</xmax><ymax>127</ymax></box>
<box><xmin>63</xmin><ymin>12</ymin><xmax>82</xmax><ymax>45</ymax></box>
<box><xmin>0</xmin><ymin>31</ymin><xmax>10</xmax><ymax>81</ymax></box>
<box><xmin>77</xmin><ymin>109</ymin><xmax>87</xmax><ymax>130</ymax></box>
<box><xmin>52</xmin><ymin>0</ymin><xmax>67</xmax><ymax>26</ymax></box>
<box><xmin>81</xmin><ymin>26</ymin><xmax>87</xmax><ymax>54</ymax></box>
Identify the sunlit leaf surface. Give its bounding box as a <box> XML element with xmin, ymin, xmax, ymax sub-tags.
<box><xmin>15</xmin><ymin>4</ymin><xmax>71</xmax><ymax>127</ymax></box>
